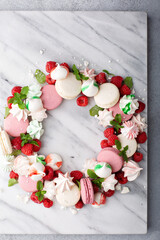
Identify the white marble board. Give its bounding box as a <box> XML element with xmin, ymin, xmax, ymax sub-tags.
<box><xmin>0</xmin><ymin>11</ymin><xmax>147</xmax><ymax>234</ymax></box>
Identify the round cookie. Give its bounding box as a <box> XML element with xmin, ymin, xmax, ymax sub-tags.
<box><xmin>18</xmin><ymin>175</ymin><xmax>39</xmax><ymax>192</ymax></box>
<box><xmin>55</xmin><ymin>73</ymin><xmax>82</xmax><ymax>100</ymax></box>
<box><xmin>117</xmin><ymin>134</ymin><xmax>137</xmax><ymax>158</ymax></box>
<box><xmin>4</xmin><ymin>114</ymin><xmax>29</xmax><ymax>137</ymax></box>
<box><xmin>94</xmin><ymin>83</ymin><xmax>120</xmax><ymax>108</ymax></box>
<box><xmin>109</xmin><ymin>101</ymin><xmax>133</xmax><ymax>122</ymax></box>
<box><xmin>97</xmin><ymin>147</ymin><xmax>123</xmax><ymax>173</ymax></box>
<box><xmin>56</xmin><ymin>184</ymin><xmax>80</xmax><ymax>207</ymax></box>
<box><xmin>41</xmin><ymin>85</ymin><xmax>63</xmax><ymax>110</ymax></box>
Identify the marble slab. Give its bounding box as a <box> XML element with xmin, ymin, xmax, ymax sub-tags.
<box><xmin>0</xmin><ymin>11</ymin><xmax>147</xmax><ymax>234</ymax></box>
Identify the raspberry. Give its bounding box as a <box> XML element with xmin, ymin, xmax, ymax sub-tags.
<box><xmin>100</xmin><ymin>139</ymin><xmax>109</xmax><ymax>149</ymax></box>
<box><xmin>54</xmin><ymin>170</ymin><xmax>63</xmax><ymax>178</ymax></box>
<box><xmin>108</xmin><ymin>134</ymin><xmax>119</xmax><ymax>146</ymax></box>
<box><xmin>46</xmin><ymin>74</ymin><xmax>56</xmax><ymax>85</ymax></box>
<box><xmin>11</xmin><ymin>137</ymin><xmax>22</xmax><ymax>150</ymax></box>
<box><xmin>136</xmin><ymin>132</ymin><xmax>147</xmax><ymax>144</ymax></box>
<box><xmin>32</xmin><ymin>139</ymin><xmax>41</xmax><ymax>152</ymax></box>
<box><xmin>75</xmin><ymin>200</ymin><xmax>84</xmax><ymax>209</ymax></box>
<box><xmin>43</xmin><ymin>198</ymin><xmax>53</xmax><ymax>208</ymax></box>
<box><xmin>30</xmin><ymin>192</ymin><xmax>43</xmax><ymax>204</ymax></box>
<box><xmin>104</xmin><ymin>127</ymin><xmax>114</xmax><ymax>138</ymax></box>
<box><xmin>111</xmin><ymin>76</ymin><xmax>123</xmax><ymax>88</ymax></box>
<box><xmin>104</xmin><ymin>189</ymin><xmax>115</xmax><ymax>197</ymax></box>
<box><xmin>115</xmin><ymin>172</ymin><xmax>128</xmax><ymax>184</ymax></box>
<box><xmin>120</xmin><ymin>84</ymin><xmax>131</xmax><ymax>96</ymax></box>
<box><xmin>9</xmin><ymin>170</ymin><xmax>19</xmax><ymax>180</ymax></box>
<box><xmin>46</xmin><ymin>61</ymin><xmax>57</xmax><ymax>73</ymax></box>
<box><xmin>135</xmin><ymin>101</ymin><xmax>145</xmax><ymax>113</ymax></box>
<box><xmin>92</xmin><ymin>183</ymin><xmax>99</xmax><ymax>193</ymax></box>
<box><xmin>21</xmin><ymin>143</ymin><xmax>33</xmax><ymax>156</ymax></box>
<box><xmin>76</xmin><ymin>96</ymin><xmax>88</xmax><ymax>107</ymax></box>
<box><xmin>43</xmin><ymin>166</ymin><xmax>54</xmax><ymax>181</ymax></box>
<box><xmin>70</xmin><ymin>171</ymin><xmax>83</xmax><ymax>182</ymax></box>
<box><xmin>60</xmin><ymin>62</ymin><xmax>70</xmax><ymax>70</ymax></box>
<box><xmin>133</xmin><ymin>152</ymin><xmax>143</xmax><ymax>162</ymax></box>
<box><xmin>95</xmin><ymin>72</ymin><xmax>107</xmax><ymax>84</ymax></box>
<box><xmin>11</xmin><ymin>86</ymin><xmax>22</xmax><ymax>96</ymax></box>
<box><xmin>7</xmin><ymin>96</ymin><xmax>14</xmax><ymax>109</ymax></box>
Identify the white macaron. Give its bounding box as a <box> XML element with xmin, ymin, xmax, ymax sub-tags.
<box><xmin>117</xmin><ymin>134</ymin><xmax>137</xmax><ymax>157</ymax></box>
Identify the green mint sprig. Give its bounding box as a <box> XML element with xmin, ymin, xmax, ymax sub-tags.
<box><xmin>8</xmin><ymin>178</ymin><xmax>18</xmax><ymax>187</ymax></box>
<box><xmin>89</xmin><ymin>105</ymin><xmax>104</xmax><ymax>116</ymax></box>
<box><xmin>103</xmin><ymin>69</ymin><xmax>115</xmax><ymax>76</ymax></box>
<box><xmin>87</xmin><ymin>169</ymin><xmax>104</xmax><ymax>189</ymax></box>
<box><xmin>35</xmin><ymin>181</ymin><xmax>46</xmax><ymax>202</ymax></box>
<box><xmin>123</xmin><ymin>76</ymin><xmax>133</xmax><ymax>89</ymax></box>
<box><xmin>76</xmin><ymin>180</ymin><xmax>81</xmax><ymax>190</ymax></box>
<box><xmin>110</xmin><ymin>114</ymin><xmax>124</xmax><ymax>133</ymax></box>
<box><xmin>72</xmin><ymin>64</ymin><xmax>89</xmax><ymax>81</ymax></box>
<box><xmin>11</xmin><ymin>150</ymin><xmax>21</xmax><ymax>157</ymax></box>
<box><xmin>4</xmin><ymin>107</ymin><xmax>10</xmax><ymax>119</ymax></box>
<box><xmin>35</xmin><ymin>69</ymin><xmax>46</xmax><ymax>84</ymax></box>
<box><xmin>20</xmin><ymin>133</ymin><xmax>39</xmax><ymax>147</ymax></box>
<box><xmin>115</xmin><ymin>139</ymin><xmax>129</xmax><ymax>162</ymax></box>
<box><xmin>8</xmin><ymin>86</ymin><xmax>29</xmax><ymax>109</ymax></box>
<box><xmin>37</xmin><ymin>155</ymin><xmax>46</xmax><ymax>166</ymax></box>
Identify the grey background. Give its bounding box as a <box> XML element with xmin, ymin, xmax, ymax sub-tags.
<box><xmin>0</xmin><ymin>0</ymin><xmax>159</xmax><ymax>239</ymax></box>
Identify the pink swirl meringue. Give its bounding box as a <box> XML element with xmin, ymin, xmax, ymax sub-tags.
<box><xmin>29</xmin><ymin>108</ymin><xmax>47</xmax><ymax>122</ymax></box>
<box><xmin>121</xmin><ymin>120</ymin><xmax>139</xmax><ymax>139</ymax></box>
<box><xmin>81</xmin><ymin>67</ymin><xmax>96</xmax><ymax>80</ymax></box>
<box><xmin>122</xmin><ymin>160</ymin><xmax>143</xmax><ymax>181</ymax></box>
<box><xmin>53</xmin><ymin>172</ymin><xmax>74</xmax><ymax>193</ymax></box>
<box><xmin>13</xmin><ymin>155</ymin><xmax>30</xmax><ymax>176</ymax></box>
<box><xmin>28</xmin><ymin>162</ymin><xmax>45</xmax><ymax>181</ymax></box>
<box><xmin>82</xmin><ymin>158</ymin><xmax>97</xmax><ymax>177</ymax></box>
<box><xmin>132</xmin><ymin>114</ymin><xmax>147</xmax><ymax>132</ymax></box>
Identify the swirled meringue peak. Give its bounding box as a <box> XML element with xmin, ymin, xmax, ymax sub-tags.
<box><xmin>29</xmin><ymin>162</ymin><xmax>45</xmax><ymax>181</ymax></box>
<box><xmin>94</xmin><ymin>162</ymin><xmax>112</xmax><ymax>178</ymax></box>
<box><xmin>122</xmin><ymin>160</ymin><xmax>143</xmax><ymax>181</ymax></box>
<box><xmin>27</xmin><ymin>83</ymin><xmax>42</xmax><ymax>99</ymax></box>
<box><xmin>27</xmin><ymin>120</ymin><xmax>44</xmax><ymax>139</ymax></box>
<box><xmin>102</xmin><ymin>174</ymin><xmax>118</xmax><ymax>192</ymax></box>
<box><xmin>132</xmin><ymin>114</ymin><xmax>147</xmax><ymax>132</ymax></box>
<box><xmin>119</xmin><ymin>95</ymin><xmax>139</xmax><ymax>115</ymax></box>
<box><xmin>121</xmin><ymin>120</ymin><xmax>139</xmax><ymax>139</ymax></box>
<box><xmin>9</xmin><ymin>104</ymin><xmax>29</xmax><ymax>122</ymax></box>
<box><xmin>50</xmin><ymin>63</ymin><xmax>69</xmax><ymax>80</ymax></box>
<box><xmin>81</xmin><ymin>67</ymin><xmax>96</xmax><ymax>80</ymax></box>
<box><xmin>96</xmin><ymin>109</ymin><xmax>114</xmax><ymax>128</ymax></box>
<box><xmin>82</xmin><ymin>158</ymin><xmax>97</xmax><ymax>177</ymax></box>
<box><xmin>53</xmin><ymin>172</ymin><xmax>75</xmax><ymax>193</ymax></box>
<box><xmin>81</xmin><ymin>79</ymin><xmax>99</xmax><ymax>97</ymax></box>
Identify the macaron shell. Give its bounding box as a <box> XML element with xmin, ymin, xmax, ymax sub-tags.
<box><xmin>41</xmin><ymin>85</ymin><xmax>63</xmax><ymax>110</ymax></box>
<box><xmin>86</xmin><ymin>178</ymin><xmax>94</xmax><ymax>204</ymax></box>
<box><xmin>4</xmin><ymin>114</ymin><xmax>29</xmax><ymax>137</ymax></box>
<box><xmin>0</xmin><ymin>130</ymin><xmax>12</xmax><ymax>155</ymax></box>
<box><xmin>18</xmin><ymin>175</ymin><xmax>38</xmax><ymax>192</ymax></box>
<box><xmin>117</xmin><ymin>134</ymin><xmax>137</xmax><ymax>157</ymax></box>
<box><xmin>97</xmin><ymin>147</ymin><xmax>123</xmax><ymax>173</ymax></box>
<box><xmin>109</xmin><ymin>101</ymin><xmax>133</xmax><ymax>122</ymax></box>
<box><xmin>80</xmin><ymin>178</ymin><xmax>94</xmax><ymax>204</ymax></box>
<box><xmin>56</xmin><ymin>184</ymin><xmax>80</xmax><ymax>207</ymax></box>
<box><xmin>55</xmin><ymin>73</ymin><xmax>82</xmax><ymax>100</ymax></box>
<box><xmin>94</xmin><ymin>83</ymin><xmax>120</xmax><ymax>108</ymax></box>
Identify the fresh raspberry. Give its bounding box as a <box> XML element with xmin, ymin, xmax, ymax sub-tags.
<box><xmin>54</xmin><ymin>170</ymin><xmax>63</xmax><ymax>178</ymax></box>
<box><xmin>11</xmin><ymin>137</ymin><xmax>22</xmax><ymax>150</ymax></box>
<box><xmin>70</xmin><ymin>171</ymin><xmax>83</xmax><ymax>182</ymax></box>
<box><xmin>32</xmin><ymin>139</ymin><xmax>41</xmax><ymax>152</ymax></box>
<box><xmin>9</xmin><ymin>170</ymin><xmax>19</xmax><ymax>180</ymax></box>
<box><xmin>110</xmin><ymin>76</ymin><xmax>123</xmax><ymax>88</ymax></box>
<box><xmin>135</xmin><ymin>101</ymin><xmax>145</xmax><ymax>113</ymax></box>
<box><xmin>21</xmin><ymin>143</ymin><xmax>33</xmax><ymax>156</ymax></box>
<box><xmin>136</xmin><ymin>132</ymin><xmax>147</xmax><ymax>144</ymax></box>
<box><xmin>46</xmin><ymin>61</ymin><xmax>57</xmax><ymax>73</ymax></box>
<box><xmin>95</xmin><ymin>72</ymin><xmax>107</xmax><ymax>84</ymax></box>
<box><xmin>76</xmin><ymin>96</ymin><xmax>88</xmax><ymax>107</ymax></box>
<box><xmin>60</xmin><ymin>62</ymin><xmax>70</xmax><ymax>70</ymax></box>
<box><xmin>100</xmin><ymin>139</ymin><xmax>109</xmax><ymax>149</ymax></box>
<box><xmin>108</xmin><ymin>134</ymin><xmax>119</xmax><ymax>146</ymax></box>
<box><xmin>120</xmin><ymin>84</ymin><xmax>131</xmax><ymax>96</ymax></box>
<box><xmin>115</xmin><ymin>172</ymin><xmax>128</xmax><ymax>184</ymax></box>
<box><xmin>75</xmin><ymin>200</ymin><xmax>84</xmax><ymax>209</ymax></box>
<box><xmin>30</xmin><ymin>192</ymin><xmax>43</xmax><ymax>204</ymax></box>
<box><xmin>46</xmin><ymin>74</ymin><xmax>56</xmax><ymax>85</ymax></box>
<box><xmin>133</xmin><ymin>152</ymin><xmax>143</xmax><ymax>162</ymax></box>
<box><xmin>104</xmin><ymin>189</ymin><xmax>115</xmax><ymax>197</ymax></box>
<box><xmin>43</xmin><ymin>166</ymin><xmax>54</xmax><ymax>181</ymax></box>
<box><xmin>11</xmin><ymin>86</ymin><xmax>22</xmax><ymax>96</ymax></box>
<box><xmin>7</xmin><ymin>96</ymin><xmax>14</xmax><ymax>109</ymax></box>
<box><xmin>43</xmin><ymin>198</ymin><xmax>53</xmax><ymax>208</ymax></box>
<box><xmin>104</xmin><ymin>127</ymin><xmax>114</xmax><ymax>138</ymax></box>
<box><xmin>92</xmin><ymin>183</ymin><xmax>99</xmax><ymax>193</ymax></box>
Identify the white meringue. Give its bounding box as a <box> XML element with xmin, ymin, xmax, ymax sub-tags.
<box><xmin>94</xmin><ymin>162</ymin><xmax>112</xmax><ymax>178</ymax></box>
<box><xmin>27</xmin><ymin>83</ymin><xmax>42</xmax><ymax>99</ymax></box>
<box><xmin>27</xmin><ymin>120</ymin><xmax>44</xmax><ymax>139</ymax></box>
<box><xmin>81</xmin><ymin>68</ymin><xmax>96</xmax><ymax>80</ymax></box>
<box><xmin>81</xmin><ymin>79</ymin><xmax>99</xmax><ymax>97</ymax></box>
<box><xmin>45</xmin><ymin>153</ymin><xmax>63</xmax><ymax>170</ymax></box>
<box><xmin>102</xmin><ymin>174</ymin><xmax>118</xmax><ymax>192</ymax></box>
<box><xmin>26</xmin><ymin>98</ymin><xmax>43</xmax><ymax>112</ymax></box>
<box><xmin>96</xmin><ymin>109</ymin><xmax>114</xmax><ymax>128</ymax></box>
<box><xmin>121</xmin><ymin>186</ymin><xmax>130</xmax><ymax>194</ymax></box>
<box><xmin>82</xmin><ymin>158</ymin><xmax>97</xmax><ymax>177</ymax></box>
<box><xmin>121</xmin><ymin>120</ymin><xmax>139</xmax><ymax>139</ymax></box>
<box><xmin>119</xmin><ymin>95</ymin><xmax>139</xmax><ymax>115</ymax></box>
<box><xmin>43</xmin><ymin>180</ymin><xmax>56</xmax><ymax>200</ymax></box>
<box><xmin>132</xmin><ymin>114</ymin><xmax>147</xmax><ymax>132</ymax></box>
<box><xmin>50</xmin><ymin>63</ymin><xmax>68</xmax><ymax>80</ymax></box>
<box><xmin>53</xmin><ymin>172</ymin><xmax>74</xmax><ymax>193</ymax></box>
<box><xmin>29</xmin><ymin>108</ymin><xmax>47</xmax><ymax>122</ymax></box>
<box><xmin>29</xmin><ymin>162</ymin><xmax>45</xmax><ymax>181</ymax></box>
<box><xmin>92</xmin><ymin>192</ymin><xmax>106</xmax><ymax>208</ymax></box>
<box><xmin>13</xmin><ymin>155</ymin><xmax>30</xmax><ymax>176</ymax></box>
<box><xmin>122</xmin><ymin>160</ymin><xmax>143</xmax><ymax>181</ymax></box>
<box><xmin>0</xmin><ymin>155</ymin><xmax>15</xmax><ymax>172</ymax></box>
<box><xmin>9</xmin><ymin>104</ymin><xmax>29</xmax><ymax>121</ymax></box>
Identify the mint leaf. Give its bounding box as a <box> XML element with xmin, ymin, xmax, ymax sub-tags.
<box><xmin>76</xmin><ymin>180</ymin><xmax>81</xmax><ymax>190</ymax></box>
<box><xmin>8</xmin><ymin>98</ymin><xmax>14</xmax><ymax>104</ymax></box>
<box><xmin>115</xmin><ymin>114</ymin><xmax>122</xmax><ymax>123</ymax></box>
<box><xmin>124</xmin><ymin>77</ymin><xmax>133</xmax><ymax>89</ymax></box>
<box><xmin>92</xmin><ymin>178</ymin><xmax>104</xmax><ymax>189</ymax></box>
<box><xmin>72</xmin><ymin>64</ymin><xmax>89</xmax><ymax>81</ymax></box>
<box><xmin>89</xmin><ymin>105</ymin><xmax>104</xmax><ymax>116</ymax></box>
<box><xmin>37</xmin><ymin>181</ymin><xmax>43</xmax><ymax>191</ymax></box>
<box><xmin>11</xmin><ymin>150</ymin><xmax>21</xmax><ymax>156</ymax></box>
<box><xmin>110</xmin><ymin>114</ymin><xmax>124</xmax><ymax>133</ymax></box>
<box><xmin>80</xmin><ymin>73</ymin><xmax>89</xmax><ymax>80</ymax></box>
<box><xmin>103</xmin><ymin>69</ymin><xmax>115</xmax><ymax>76</ymax></box>
<box><xmin>30</xmin><ymin>141</ymin><xmax>39</xmax><ymax>147</ymax></box>
<box><xmin>119</xmin><ymin>145</ymin><xmax>129</xmax><ymax>162</ymax></box>
<box><xmin>8</xmin><ymin>178</ymin><xmax>18</xmax><ymax>187</ymax></box>
<box><xmin>35</xmin><ymin>69</ymin><xmax>46</xmax><ymax>84</ymax></box>
<box><xmin>4</xmin><ymin>107</ymin><xmax>10</xmax><ymax>119</ymax></box>
<box><xmin>115</xmin><ymin>139</ymin><xmax>122</xmax><ymax>151</ymax></box>
<box><xmin>87</xmin><ymin>169</ymin><xmax>98</xmax><ymax>179</ymax></box>
<box><xmin>38</xmin><ymin>194</ymin><xmax>44</xmax><ymax>202</ymax></box>
<box><xmin>21</xmin><ymin>86</ymin><xmax>29</xmax><ymax>95</ymax></box>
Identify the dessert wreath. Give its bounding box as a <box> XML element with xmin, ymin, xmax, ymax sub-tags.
<box><xmin>0</xmin><ymin>61</ymin><xmax>147</xmax><ymax>211</ymax></box>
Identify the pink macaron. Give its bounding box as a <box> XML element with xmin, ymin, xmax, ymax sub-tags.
<box><xmin>4</xmin><ymin>114</ymin><xmax>29</xmax><ymax>137</ymax></box>
<box><xmin>109</xmin><ymin>100</ymin><xmax>133</xmax><ymax>122</ymax></box>
<box><xmin>80</xmin><ymin>178</ymin><xmax>94</xmax><ymax>204</ymax></box>
<box><xmin>18</xmin><ymin>175</ymin><xmax>39</xmax><ymax>192</ymax></box>
<box><xmin>41</xmin><ymin>85</ymin><xmax>63</xmax><ymax>110</ymax></box>
<box><xmin>97</xmin><ymin>147</ymin><xmax>123</xmax><ymax>173</ymax></box>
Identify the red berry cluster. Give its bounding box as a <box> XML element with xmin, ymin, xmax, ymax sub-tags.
<box><xmin>7</xmin><ymin>86</ymin><xmax>22</xmax><ymax>109</ymax></box>
<box><xmin>100</xmin><ymin>127</ymin><xmax>119</xmax><ymax>149</ymax></box>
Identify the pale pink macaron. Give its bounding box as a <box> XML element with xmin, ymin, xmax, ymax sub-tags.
<box><xmin>18</xmin><ymin>175</ymin><xmax>39</xmax><ymax>192</ymax></box>
<box><xmin>4</xmin><ymin>114</ymin><xmax>29</xmax><ymax>137</ymax></box>
<box><xmin>109</xmin><ymin>100</ymin><xmax>133</xmax><ymax>122</ymax></box>
<box><xmin>80</xmin><ymin>178</ymin><xmax>94</xmax><ymax>204</ymax></box>
<box><xmin>41</xmin><ymin>85</ymin><xmax>63</xmax><ymax>110</ymax></box>
<box><xmin>97</xmin><ymin>147</ymin><xmax>123</xmax><ymax>173</ymax></box>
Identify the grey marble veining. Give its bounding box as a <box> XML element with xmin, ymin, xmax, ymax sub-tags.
<box><xmin>0</xmin><ymin>11</ymin><xmax>147</xmax><ymax>234</ymax></box>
